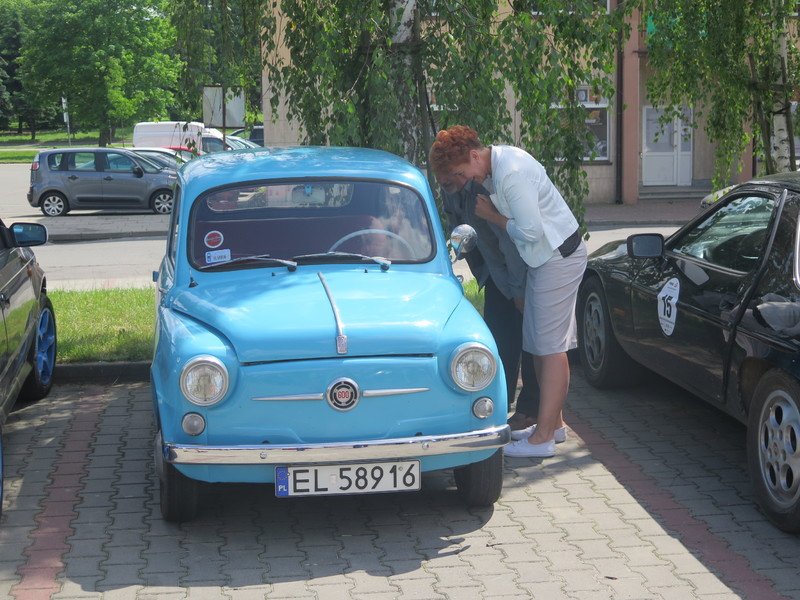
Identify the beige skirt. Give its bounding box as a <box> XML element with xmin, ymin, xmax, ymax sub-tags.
<box><xmin>522</xmin><ymin>242</ymin><xmax>588</xmax><ymax>356</ymax></box>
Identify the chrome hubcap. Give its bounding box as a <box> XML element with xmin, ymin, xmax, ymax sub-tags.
<box><xmin>42</xmin><ymin>196</ymin><xmax>64</xmax><ymax>216</ymax></box>
<box><xmin>582</xmin><ymin>291</ymin><xmax>606</xmax><ymax>372</ymax></box>
<box><xmin>759</xmin><ymin>389</ymin><xmax>800</xmax><ymax>509</ymax></box>
<box><xmin>153</xmin><ymin>193</ymin><xmax>172</xmax><ymax>213</ymax></box>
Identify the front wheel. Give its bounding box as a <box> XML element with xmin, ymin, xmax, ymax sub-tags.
<box><xmin>454</xmin><ymin>450</ymin><xmax>503</xmax><ymax>506</ymax></box>
<box><xmin>150</xmin><ymin>190</ymin><xmax>173</xmax><ymax>214</ymax></box>
<box><xmin>20</xmin><ymin>296</ymin><xmax>56</xmax><ymax>402</ymax></box>
<box><xmin>747</xmin><ymin>370</ymin><xmax>800</xmax><ymax>532</ymax></box>
<box><xmin>156</xmin><ymin>431</ymin><xmax>199</xmax><ymax>522</ymax></box>
<box><xmin>576</xmin><ymin>276</ymin><xmax>637</xmax><ymax>388</ymax></box>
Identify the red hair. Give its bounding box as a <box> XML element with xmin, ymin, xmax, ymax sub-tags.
<box><xmin>428</xmin><ymin>125</ymin><xmax>483</xmax><ymax>175</ymax></box>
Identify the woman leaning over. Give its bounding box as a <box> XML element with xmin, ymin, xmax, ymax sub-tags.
<box><xmin>429</xmin><ymin>125</ymin><xmax>587</xmax><ymax>458</ymax></box>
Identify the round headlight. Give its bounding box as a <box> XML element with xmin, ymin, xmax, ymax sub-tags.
<box><xmin>180</xmin><ymin>355</ymin><xmax>229</xmax><ymax>406</ymax></box>
<box><xmin>450</xmin><ymin>343</ymin><xmax>497</xmax><ymax>392</ymax></box>
<box><xmin>182</xmin><ymin>413</ymin><xmax>206</xmax><ymax>435</ymax></box>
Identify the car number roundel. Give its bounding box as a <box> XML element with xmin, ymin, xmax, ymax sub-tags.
<box><xmin>657</xmin><ymin>277</ymin><xmax>680</xmax><ymax>336</ymax></box>
<box><xmin>204</xmin><ymin>230</ymin><xmax>224</xmax><ymax>249</ymax></box>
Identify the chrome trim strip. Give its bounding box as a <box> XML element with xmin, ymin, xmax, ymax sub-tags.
<box><xmin>252</xmin><ymin>393</ymin><xmax>324</xmax><ymax>401</ymax></box>
<box><xmin>166</xmin><ymin>424</ymin><xmax>510</xmax><ymax>465</ymax></box>
<box><xmin>253</xmin><ymin>386</ymin><xmax>429</xmax><ymax>401</ymax></box>
<box><xmin>794</xmin><ymin>199</ymin><xmax>800</xmax><ymax>291</ymax></box>
<box><xmin>318</xmin><ymin>272</ymin><xmax>347</xmax><ymax>354</ymax></box>
<box><xmin>362</xmin><ymin>387</ymin><xmax>429</xmax><ymax>398</ymax></box>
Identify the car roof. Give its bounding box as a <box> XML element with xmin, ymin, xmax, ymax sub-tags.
<box><xmin>179</xmin><ymin>146</ymin><xmax>428</xmax><ymax>196</ymax></box>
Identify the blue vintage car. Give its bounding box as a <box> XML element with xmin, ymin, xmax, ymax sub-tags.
<box><xmin>151</xmin><ymin>147</ymin><xmax>510</xmax><ymax>521</ymax></box>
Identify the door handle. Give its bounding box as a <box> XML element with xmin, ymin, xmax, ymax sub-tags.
<box><xmin>68</xmin><ymin>175</ymin><xmax>78</xmax><ymax>181</ymax></box>
<box><xmin>103</xmin><ymin>176</ymin><xmax>113</xmax><ymax>181</ymax></box>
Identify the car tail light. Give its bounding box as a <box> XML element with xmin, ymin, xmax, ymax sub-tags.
<box><xmin>30</xmin><ymin>161</ymin><xmax>39</xmax><ymax>171</ymax></box>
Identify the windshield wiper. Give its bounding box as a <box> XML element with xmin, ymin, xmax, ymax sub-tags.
<box><xmin>197</xmin><ymin>254</ymin><xmax>297</xmax><ymax>271</ymax></box>
<box><xmin>292</xmin><ymin>251</ymin><xmax>391</xmax><ymax>271</ymax></box>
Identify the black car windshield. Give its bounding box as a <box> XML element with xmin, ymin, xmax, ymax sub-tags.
<box><xmin>190</xmin><ymin>180</ymin><xmax>435</xmax><ymax>269</ymax></box>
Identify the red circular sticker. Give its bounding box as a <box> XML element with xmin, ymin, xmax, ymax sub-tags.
<box><xmin>204</xmin><ymin>230</ymin><xmax>224</xmax><ymax>249</ymax></box>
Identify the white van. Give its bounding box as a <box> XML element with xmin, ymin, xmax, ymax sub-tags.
<box><xmin>133</xmin><ymin>122</ymin><xmax>231</xmax><ymax>154</ymax></box>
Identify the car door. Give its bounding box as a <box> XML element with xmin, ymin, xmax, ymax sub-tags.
<box><xmin>63</xmin><ymin>151</ymin><xmax>103</xmax><ymax>207</ymax></box>
<box><xmin>99</xmin><ymin>151</ymin><xmax>148</xmax><ymax>208</ymax></box>
<box><xmin>629</xmin><ymin>191</ymin><xmax>780</xmax><ymax>403</ymax></box>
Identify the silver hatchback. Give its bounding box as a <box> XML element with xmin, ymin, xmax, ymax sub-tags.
<box><xmin>27</xmin><ymin>148</ymin><xmax>177</xmax><ymax>216</ymax></box>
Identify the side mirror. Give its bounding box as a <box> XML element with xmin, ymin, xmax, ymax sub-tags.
<box><xmin>133</xmin><ymin>165</ymin><xmax>144</xmax><ymax>178</ymax></box>
<box><xmin>10</xmin><ymin>222</ymin><xmax>48</xmax><ymax>247</ymax></box>
<box><xmin>449</xmin><ymin>224</ymin><xmax>477</xmax><ymax>262</ymax></box>
<box><xmin>627</xmin><ymin>233</ymin><xmax>664</xmax><ymax>258</ymax></box>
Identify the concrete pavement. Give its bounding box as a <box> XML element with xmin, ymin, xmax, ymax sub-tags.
<box><xmin>2</xmin><ymin>371</ymin><xmax>799</xmax><ymax>599</ymax></box>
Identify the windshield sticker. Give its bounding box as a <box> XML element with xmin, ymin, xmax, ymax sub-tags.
<box><xmin>657</xmin><ymin>277</ymin><xmax>680</xmax><ymax>336</ymax></box>
<box><xmin>205</xmin><ymin>249</ymin><xmax>231</xmax><ymax>264</ymax></box>
<box><xmin>204</xmin><ymin>230</ymin><xmax>224</xmax><ymax>249</ymax></box>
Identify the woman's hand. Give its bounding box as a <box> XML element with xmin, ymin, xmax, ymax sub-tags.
<box><xmin>474</xmin><ymin>194</ymin><xmax>508</xmax><ymax>228</ymax></box>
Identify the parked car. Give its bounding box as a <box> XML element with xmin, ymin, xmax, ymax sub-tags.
<box><xmin>28</xmin><ymin>148</ymin><xmax>177</xmax><ymax>216</ymax></box>
<box><xmin>226</xmin><ymin>135</ymin><xmax>259</xmax><ymax>149</ymax></box>
<box><xmin>130</xmin><ymin>147</ymin><xmax>188</xmax><ymax>171</ymax></box>
<box><xmin>230</xmin><ymin>125</ymin><xmax>264</xmax><ymax>146</ymax></box>
<box><xmin>151</xmin><ymin>147</ymin><xmax>510</xmax><ymax>521</ymax></box>
<box><xmin>576</xmin><ymin>172</ymin><xmax>800</xmax><ymax>532</ymax></box>
<box><xmin>0</xmin><ymin>219</ymin><xmax>55</xmax><ymax>514</ymax></box>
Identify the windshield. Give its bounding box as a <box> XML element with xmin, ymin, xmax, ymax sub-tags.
<box><xmin>190</xmin><ymin>180</ymin><xmax>435</xmax><ymax>269</ymax></box>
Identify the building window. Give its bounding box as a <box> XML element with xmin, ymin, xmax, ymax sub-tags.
<box><xmin>578</xmin><ymin>86</ymin><xmax>610</xmax><ymax>161</ymax></box>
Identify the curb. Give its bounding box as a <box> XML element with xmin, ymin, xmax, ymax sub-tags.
<box><xmin>56</xmin><ymin>361</ymin><xmax>150</xmax><ymax>384</ymax></box>
<box><xmin>48</xmin><ymin>231</ymin><xmax>167</xmax><ymax>243</ymax></box>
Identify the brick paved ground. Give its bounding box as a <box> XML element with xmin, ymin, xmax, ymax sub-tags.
<box><xmin>1</xmin><ymin>370</ymin><xmax>799</xmax><ymax>600</ymax></box>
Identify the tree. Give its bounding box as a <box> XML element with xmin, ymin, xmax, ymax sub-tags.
<box><xmin>19</xmin><ymin>0</ymin><xmax>180</xmax><ymax>145</ymax></box>
<box><xmin>642</xmin><ymin>0</ymin><xmax>800</xmax><ymax>185</ymax></box>
<box><xmin>254</xmin><ymin>0</ymin><xmax>631</xmax><ymax>220</ymax></box>
<box><xmin>170</xmin><ymin>0</ymin><xmax>268</xmax><ymax>122</ymax></box>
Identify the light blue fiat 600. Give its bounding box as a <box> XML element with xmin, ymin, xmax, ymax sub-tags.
<box><xmin>151</xmin><ymin>147</ymin><xmax>510</xmax><ymax>521</ymax></box>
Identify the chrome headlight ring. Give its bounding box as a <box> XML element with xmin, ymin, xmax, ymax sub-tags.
<box><xmin>449</xmin><ymin>342</ymin><xmax>497</xmax><ymax>392</ymax></box>
<box><xmin>180</xmin><ymin>355</ymin><xmax>229</xmax><ymax>406</ymax></box>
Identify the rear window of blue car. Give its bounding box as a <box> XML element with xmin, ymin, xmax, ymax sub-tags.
<box><xmin>189</xmin><ymin>180</ymin><xmax>435</xmax><ymax>268</ymax></box>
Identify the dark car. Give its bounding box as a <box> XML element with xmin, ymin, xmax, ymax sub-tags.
<box><xmin>27</xmin><ymin>148</ymin><xmax>177</xmax><ymax>216</ymax></box>
<box><xmin>0</xmin><ymin>220</ymin><xmax>56</xmax><ymax>513</ymax></box>
<box><xmin>576</xmin><ymin>172</ymin><xmax>800</xmax><ymax>532</ymax></box>
<box><xmin>230</xmin><ymin>125</ymin><xmax>264</xmax><ymax>146</ymax></box>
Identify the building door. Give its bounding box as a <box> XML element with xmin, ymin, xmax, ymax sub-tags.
<box><xmin>642</xmin><ymin>107</ymin><xmax>693</xmax><ymax>186</ymax></box>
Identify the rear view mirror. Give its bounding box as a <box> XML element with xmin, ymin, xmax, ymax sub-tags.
<box><xmin>627</xmin><ymin>233</ymin><xmax>664</xmax><ymax>258</ymax></box>
<box><xmin>10</xmin><ymin>222</ymin><xmax>48</xmax><ymax>247</ymax></box>
<box><xmin>133</xmin><ymin>165</ymin><xmax>144</xmax><ymax>177</ymax></box>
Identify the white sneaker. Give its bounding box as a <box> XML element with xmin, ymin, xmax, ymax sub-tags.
<box><xmin>510</xmin><ymin>424</ymin><xmax>568</xmax><ymax>443</ymax></box>
<box><xmin>503</xmin><ymin>438</ymin><xmax>556</xmax><ymax>458</ymax></box>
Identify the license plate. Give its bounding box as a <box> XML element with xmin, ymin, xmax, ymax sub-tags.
<box><xmin>275</xmin><ymin>460</ymin><xmax>421</xmax><ymax>497</ymax></box>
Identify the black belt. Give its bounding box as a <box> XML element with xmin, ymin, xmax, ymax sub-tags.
<box><xmin>558</xmin><ymin>228</ymin><xmax>581</xmax><ymax>258</ymax></box>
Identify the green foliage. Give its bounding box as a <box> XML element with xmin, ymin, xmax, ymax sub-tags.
<box><xmin>643</xmin><ymin>0</ymin><xmax>800</xmax><ymax>185</ymax></box>
<box><xmin>259</xmin><ymin>0</ymin><xmax>632</xmax><ymax>221</ymax></box>
<box><xmin>18</xmin><ymin>0</ymin><xmax>179</xmax><ymax>145</ymax></box>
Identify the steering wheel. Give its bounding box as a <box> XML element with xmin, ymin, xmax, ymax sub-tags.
<box><xmin>329</xmin><ymin>228</ymin><xmax>416</xmax><ymax>258</ymax></box>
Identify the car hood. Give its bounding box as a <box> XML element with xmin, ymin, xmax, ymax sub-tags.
<box><xmin>171</xmin><ymin>269</ymin><xmax>463</xmax><ymax>362</ymax></box>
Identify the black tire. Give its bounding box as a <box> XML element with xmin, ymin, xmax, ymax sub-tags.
<box><xmin>747</xmin><ymin>370</ymin><xmax>800</xmax><ymax>533</ymax></box>
<box><xmin>40</xmin><ymin>192</ymin><xmax>69</xmax><ymax>217</ymax></box>
<box><xmin>150</xmin><ymin>189</ymin><xmax>173</xmax><ymax>214</ymax></box>
<box><xmin>156</xmin><ymin>432</ymin><xmax>199</xmax><ymax>522</ymax></box>
<box><xmin>454</xmin><ymin>450</ymin><xmax>503</xmax><ymax>506</ymax></box>
<box><xmin>576</xmin><ymin>276</ymin><xmax>637</xmax><ymax>388</ymax></box>
<box><xmin>19</xmin><ymin>296</ymin><xmax>56</xmax><ymax>402</ymax></box>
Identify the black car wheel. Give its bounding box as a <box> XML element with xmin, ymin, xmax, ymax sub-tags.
<box><xmin>747</xmin><ymin>370</ymin><xmax>800</xmax><ymax>532</ymax></box>
<box><xmin>20</xmin><ymin>296</ymin><xmax>56</xmax><ymax>402</ymax></box>
<box><xmin>40</xmin><ymin>192</ymin><xmax>69</xmax><ymax>217</ymax></box>
<box><xmin>454</xmin><ymin>449</ymin><xmax>503</xmax><ymax>506</ymax></box>
<box><xmin>577</xmin><ymin>276</ymin><xmax>636</xmax><ymax>388</ymax></box>
<box><xmin>150</xmin><ymin>190</ymin><xmax>173</xmax><ymax>214</ymax></box>
<box><xmin>155</xmin><ymin>431</ymin><xmax>199</xmax><ymax>522</ymax></box>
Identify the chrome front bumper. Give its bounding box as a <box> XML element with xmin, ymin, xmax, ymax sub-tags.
<box><xmin>166</xmin><ymin>424</ymin><xmax>510</xmax><ymax>465</ymax></box>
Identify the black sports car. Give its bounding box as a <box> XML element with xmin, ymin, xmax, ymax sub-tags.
<box><xmin>577</xmin><ymin>172</ymin><xmax>800</xmax><ymax>532</ymax></box>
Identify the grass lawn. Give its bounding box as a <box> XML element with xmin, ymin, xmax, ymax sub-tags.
<box><xmin>0</xmin><ymin>149</ymin><xmax>38</xmax><ymax>163</ymax></box>
<box><xmin>50</xmin><ymin>288</ymin><xmax>155</xmax><ymax>363</ymax></box>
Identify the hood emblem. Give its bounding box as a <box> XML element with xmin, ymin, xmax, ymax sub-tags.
<box><xmin>327</xmin><ymin>378</ymin><xmax>360</xmax><ymax>411</ymax></box>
